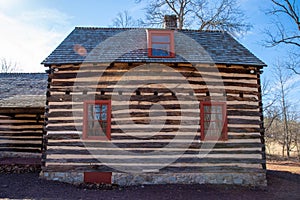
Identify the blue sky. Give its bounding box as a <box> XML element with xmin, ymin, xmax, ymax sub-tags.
<box><xmin>0</xmin><ymin>0</ymin><xmax>294</xmax><ymax>71</ymax></box>
<box><xmin>0</xmin><ymin>0</ymin><xmax>299</xmax><ymax>110</ymax></box>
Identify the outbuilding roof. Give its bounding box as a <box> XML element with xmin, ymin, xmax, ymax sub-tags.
<box><xmin>0</xmin><ymin>73</ymin><xmax>47</xmax><ymax>107</ymax></box>
<box><xmin>42</xmin><ymin>27</ymin><xmax>266</xmax><ymax>67</ymax></box>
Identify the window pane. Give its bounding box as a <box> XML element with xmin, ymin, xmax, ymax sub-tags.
<box><xmin>152</xmin><ymin>35</ymin><xmax>170</xmax><ymax>43</ymax></box>
<box><xmin>204</xmin><ymin>129</ymin><xmax>222</xmax><ymax>138</ymax></box>
<box><xmin>204</xmin><ymin>105</ymin><xmax>211</xmax><ymax>113</ymax></box>
<box><xmin>88</xmin><ymin>121</ymin><xmax>100</xmax><ymax>136</ymax></box>
<box><xmin>95</xmin><ymin>105</ymin><xmax>101</xmax><ymax>113</ymax></box>
<box><xmin>95</xmin><ymin>113</ymin><xmax>101</xmax><ymax>120</ymax></box>
<box><xmin>102</xmin><ymin>105</ymin><xmax>107</xmax><ymax>113</ymax></box>
<box><xmin>210</xmin><ymin>113</ymin><xmax>223</xmax><ymax>121</ymax></box>
<box><xmin>216</xmin><ymin>120</ymin><xmax>224</xmax><ymax>130</ymax></box>
<box><xmin>88</xmin><ymin>105</ymin><xmax>94</xmax><ymax>120</ymax></box>
<box><xmin>87</xmin><ymin>120</ymin><xmax>107</xmax><ymax>137</ymax></box>
<box><xmin>101</xmin><ymin>121</ymin><xmax>107</xmax><ymax>134</ymax></box>
<box><xmin>86</xmin><ymin>103</ymin><xmax>109</xmax><ymax>138</ymax></box>
<box><xmin>101</xmin><ymin>112</ymin><xmax>107</xmax><ymax>120</ymax></box>
<box><xmin>211</xmin><ymin>106</ymin><xmax>222</xmax><ymax>113</ymax></box>
<box><xmin>204</xmin><ymin>105</ymin><xmax>222</xmax><ymax>113</ymax></box>
<box><xmin>152</xmin><ymin>43</ymin><xmax>170</xmax><ymax>51</ymax></box>
<box><xmin>152</xmin><ymin>49</ymin><xmax>170</xmax><ymax>56</ymax></box>
<box><xmin>205</xmin><ymin>121</ymin><xmax>222</xmax><ymax>130</ymax></box>
<box><xmin>204</xmin><ymin>113</ymin><xmax>211</xmax><ymax>122</ymax></box>
<box><xmin>152</xmin><ymin>43</ymin><xmax>170</xmax><ymax>56</ymax></box>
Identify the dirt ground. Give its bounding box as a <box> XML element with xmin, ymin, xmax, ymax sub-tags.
<box><xmin>0</xmin><ymin>162</ymin><xmax>299</xmax><ymax>200</ymax></box>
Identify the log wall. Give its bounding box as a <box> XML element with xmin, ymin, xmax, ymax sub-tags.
<box><xmin>43</xmin><ymin>62</ymin><xmax>265</xmax><ymax>174</ymax></box>
<box><xmin>0</xmin><ymin>107</ymin><xmax>44</xmax><ymax>157</ymax></box>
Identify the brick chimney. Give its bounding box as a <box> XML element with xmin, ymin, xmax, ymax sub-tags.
<box><xmin>164</xmin><ymin>15</ymin><xmax>177</xmax><ymax>29</ymax></box>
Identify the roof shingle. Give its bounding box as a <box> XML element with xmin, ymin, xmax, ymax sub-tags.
<box><xmin>0</xmin><ymin>73</ymin><xmax>47</xmax><ymax>107</ymax></box>
<box><xmin>42</xmin><ymin>27</ymin><xmax>266</xmax><ymax>67</ymax></box>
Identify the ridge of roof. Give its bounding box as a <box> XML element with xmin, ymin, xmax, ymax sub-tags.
<box><xmin>0</xmin><ymin>72</ymin><xmax>46</xmax><ymax>74</ymax></box>
<box><xmin>74</xmin><ymin>26</ymin><xmax>228</xmax><ymax>33</ymax></box>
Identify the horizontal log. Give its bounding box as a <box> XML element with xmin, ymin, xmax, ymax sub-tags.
<box><xmin>227</xmin><ymin>110</ymin><xmax>261</xmax><ymax>117</ymax></box>
<box><xmin>49</xmin><ymin>95</ymin><xmax>258</xmax><ymax>104</ymax></box>
<box><xmin>46</xmin><ymin>132</ymin><xmax>260</xmax><ymax>141</ymax></box>
<box><xmin>46</xmin><ymin>126</ymin><xmax>263</xmax><ymax>133</ymax></box>
<box><xmin>47</xmin><ymin>110</ymin><xmax>196</xmax><ymax>119</ymax></box>
<box><xmin>0</xmin><ymin>121</ymin><xmax>44</xmax><ymax>126</ymax></box>
<box><xmin>0</xmin><ymin>132</ymin><xmax>43</xmax><ymax>137</ymax></box>
<box><xmin>227</xmin><ymin>118</ymin><xmax>261</xmax><ymax>125</ymax></box>
<box><xmin>228</xmin><ymin>127</ymin><xmax>262</xmax><ymax>133</ymax></box>
<box><xmin>47</xmin><ymin>141</ymin><xmax>263</xmax><ymax>149</ymax></box>
<box><xmin>227</xmin><ymin>104</ymin><xmax>259</xmax><ymax>110</ymax></box>
<box><xmin>111</xmin><ymin>128</ymin><xmax>183</xmax><ymax>133</ymax></box>
<box><xmin>50</xmin><ymin>71</ymin><xmax>257</xmax><ymax>83</ymax></box>
<box><xmin>46</xmin><ymin>148</ymin><xmax>262</xmax><ymax>155</ymax></box>
<box><xmin>161</xmin><ymin>166</ymin><xmax>265</xmax><ymax>173</ymax></box>
<box><xmin>48</xmin><ymin>108</ymin><xmax>197</xmax><ymax>118</ymax></box>
<box><xmin>46</xmin><ymin>126</ymin><xmax>79</xmax><ymax>131</ymax></box>
<box><xmin>112</xmin><ymin>119</ymin><xmax>199</xmax><ymax>126</ymax></box>
<box><xmin>49</xmin><ymin>104</ymin><xmax>73</xmax><ymax>110</ymax></box>
<box><xmin>111</xmin><ymin>134</ymin><xmax>260</xmax><ymax>140</ymax></box>
<box><xmin>49</xmin><ymin>86</ymin><xmax>259</xmax><ymax>95</ymax></box>
<box><xmin>0</xmin><ymin>116</ymin><xmax>44</xmax><ymax>121</ymax></box>
<box><xmin>0</xmin><ymin>143</ymin><xmax>42</xmax><ymax>148</ymax></box>
<box><xmin>51</xmin><ymin>79</ymin><xmax>258</xmax><ymax>89</ymax></box>
<box><xmin>47</xmin><ymin>133</ymin><xmax>81</xmax><ymax>140</ymax></box>
<box><xmin>0</xmin><ymin>148</ymin><xmax>42</xmax><ymax>153</ymax></box>
<box><xmin>43</xmin><ymin>164</ymin><xmax>265</xmax><ymax>173</ymax></box>
<box><xmin>52</xmin><ymin>63</ymin><xmax>256</xmax><ymax>74</ymax></box>
<box><xmin>0</xmin><ymin>127</ymin><xmax>43</xmax><ymax>132</ymax></box>
<box><xmin>51</xmin><ymin>69</ymin><xmax>258</xmax><ymax>80</ymax></box>
<box><xmin>45</xmin><ymin>157</ymin><xmax>264</xmax><ymax>165</ymax></box>
<box><xmin>0</xmin><ymin>107</ymin><xmax>44</xmax><ymax>114</ymax></box>
<box><xmin>0</xmin><ymin>136</ymin><xmax>42</xmax><ymax>141</ymax></box>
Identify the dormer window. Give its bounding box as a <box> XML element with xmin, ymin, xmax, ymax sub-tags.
<box><xmin>147</xmin><ymin>30</ymin><xmax>175</xmax><ymax>58</ymax></box>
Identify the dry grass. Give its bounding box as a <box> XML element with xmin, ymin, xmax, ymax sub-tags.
<box><xmin>267</xmin><ymin>160</ymin><xmax>300</xmax><ymax>174</ymax></box>
<box><xmin>267</xmin><ymin>153</ymin><xmax>300</xmax><ymax>175</ymax></box>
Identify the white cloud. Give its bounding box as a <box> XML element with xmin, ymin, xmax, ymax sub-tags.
<box><xmin>0</xmin><ymin>8</ymin><xmax>72</xmax><ymax>72</ymax></box>
<box><xmin>0</xmin><ymin>0</ymin><xmax>20</xmax><ymax>10</ymax></box>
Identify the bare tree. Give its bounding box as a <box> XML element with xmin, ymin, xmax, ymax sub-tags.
<box><xmin>265</xmin><ymin>62</ymin><xmax>297</xmax><ymax>158</ymax></box>
<box><xmin>112</xmin><ymin>10</ymin><xmax>142</xmax><ymax>28</ymax></box>
<box><xmin>286</xmin><ymin>53</ymin><xmax>300</xmax><ymax>75</ymax></box>
<box><xmin>288</xmin><ymin>111</ymin><xmax>300</xmax><ymax>159</ymax></box>
<box><xmin>265</xmin><ymin>0</ymin><xmax>299</xmax><ymax>47</ymax></box>
<box><xmin>0</xmin><ymin>58</ymin><xmax>17</xmax><ymax>73</ymax></box>
<box><xmin>265</xmin><ymin>1</ymin><xmax>300</xmax><ymax>75</ymax></box>
<box><xmin>135</xmin><ymin>0</ymin><xmax>251</xmax><ymax>35</ymax></box>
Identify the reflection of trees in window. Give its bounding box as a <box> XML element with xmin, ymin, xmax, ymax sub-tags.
<box><xmin>84</xmin><ymin>101</ymin><xmax>111</xmax><ymax>140</ymax></box>
<box><xmin>201</xmin><ymin>102</ymin><xmax>227</xmax><ymax>140</ymax></box>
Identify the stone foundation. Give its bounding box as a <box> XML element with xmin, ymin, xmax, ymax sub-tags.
<box><xmin>112</xmin><ymin>172</ymin><xmax>267</xmax><ymax>187</ymax></box>
<box><xmin>40</xmin><ymin>171</ymin><xmax>267</xmax><ymax>187</ymax></box>
<box><xmin>40</xmin><ymin>171</ymin><xmax>84</xmax><ymax>184</ymax></box>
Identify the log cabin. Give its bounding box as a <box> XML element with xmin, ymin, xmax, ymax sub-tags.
<box><xmin>40</xmin><ymin>16</ymin><xmax>267</xmax><ymax>186</ymax></box>
<box><xmin>0</xmin><ymin>73</ymin><xmax>47</xmax><ymax>160</ymax></box>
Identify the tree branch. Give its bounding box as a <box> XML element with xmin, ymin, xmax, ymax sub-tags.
<box><xmin>266</xmin><ymin>0</ymin><xmax>300</xmax><ymax>47</ymax></box>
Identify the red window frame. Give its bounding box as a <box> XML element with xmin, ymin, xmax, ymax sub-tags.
<box><xmin>200</xmin><ymin>102</ymin><xmax>227</xmax><ymax>141</ymax></box>
<box><xmin>147</xmin><ymin>30</ymin><xmax>175</xmax><ymax>58</ymax></box>
<box><xmin>83</xmin><ymin>100</ymin><xmax>111</xmax><ymax>140</ymax></box>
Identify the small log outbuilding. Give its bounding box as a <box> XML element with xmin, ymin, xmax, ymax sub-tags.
<box><xmin>41</xmin><ymin>18</ymin><xmax>267</xmax><ymax>186</ymax></box>
<box><xmin>0</xmin><ymin>73</ymin><xmax>47</xmax><ymax>160</ymax></box>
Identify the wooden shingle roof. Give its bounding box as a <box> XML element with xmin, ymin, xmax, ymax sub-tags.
<box><xmin>42</xmin><ymin>27</ymin><xmax>266</xmax><ymax>67</ymax></box>
<box><xmin>0</xmin><ymin>73</ymin><xmax>47</xmax><ymax>107</ymax></box>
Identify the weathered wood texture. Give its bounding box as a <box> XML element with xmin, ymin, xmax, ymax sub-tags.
<box><xmin>0</xmin><ymin>107</ymin><xmax>44</xmax><ymax>155</ymax></box>
<box><xmin>43</xmin><ymin>63</ymin><xmax>265</xmax><ymax>173</ymax></box>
